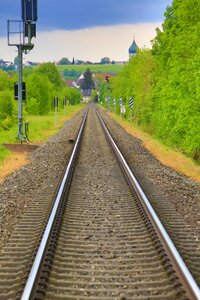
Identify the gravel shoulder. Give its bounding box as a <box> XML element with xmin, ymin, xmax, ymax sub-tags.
<box><xmin>100</xmin><ymin>108</ymin><xmax>200</xmax><ymax>234</ymax></box>
<box><xmin>0</xmin><ymin>105</ymin><xmax>199</xmax><ymax>252</ymax></box>
<box><xmin>0</xmin><ymin>109</ymin><xmax>85</xmax><ymax>249</ymax></box>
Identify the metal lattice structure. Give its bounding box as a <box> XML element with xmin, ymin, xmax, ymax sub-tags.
<box><xmin>7</xmin><ymin>20</ymin><xmax>25</xmax><ymax>46</ymax></box>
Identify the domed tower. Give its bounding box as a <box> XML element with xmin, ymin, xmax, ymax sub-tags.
<box><xmin>129</xmin><ymin>37</ymin><xmax>138</xmax><ymax>59</ymax></box>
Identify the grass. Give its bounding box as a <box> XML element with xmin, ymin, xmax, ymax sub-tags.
<box><xmin>0</xmin><ymin>145</ymin><xmax>10</xmax><ymax>163</ymax></box>
<box><xmin>0</xmin><ymin>104</ymin><xmax>84</xmax><ymax>163</ymax></box>
<box><xmin>57</xmin><ymin>64</ymin><xmax>124</xmax><ymax>75</ymax></box>
<box><xmin>108</xmin><ymin>111</ymin><xmax>200</xmax><ymax>183</ymax></box>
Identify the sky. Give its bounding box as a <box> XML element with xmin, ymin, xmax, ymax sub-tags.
<box><xmin>0</xmin><ymin>0</ymin><xmax>172</xmax><ymax>63</ymax></box>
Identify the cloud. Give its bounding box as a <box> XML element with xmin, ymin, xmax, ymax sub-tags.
<box><xmin>0</xmin><ymin>23</ymin><xmax>161</xmax><ymax>63</ymax></box>
<box><xmin>0</xmin><ymin>0</ymin><xmax>171</xmax><ymax>36</ymax></box>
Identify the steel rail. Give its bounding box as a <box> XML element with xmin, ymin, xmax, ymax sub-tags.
<box><xmin>96</xmin><ymin>108</ymin><xmax>200</xmax><ymax>300</ymax></box>
<box><xmin>21</xmin><ymin>109</ymin><xmax>88</xmax><ymax>300</ymax></box>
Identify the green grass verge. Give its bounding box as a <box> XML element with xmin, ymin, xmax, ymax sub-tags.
<box><xmin>57</xmin><ymin>64</ymin><xmax>124</xmax><ymax>74</ymax></box>
<box><xmin>0</xmin><ymin>145</ymin><xmax>10</xmax><ymax>163</ymax></box>
<box><xmin>0</xmin><ymin>104</ymin><xmax>84</xmax><ymax>162</ymax></box>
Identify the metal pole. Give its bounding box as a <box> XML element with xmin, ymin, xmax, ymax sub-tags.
<box><xmin>130</xmin><ymin>108</ymin><xmax>132</xmax><ymax>127</ymax></box>
<box><xmin>64</xmin><ymin>97</ymin><xmax>66</xmax><ymax>117</ymax></box>
<box><xmin>27</xmin><ymin>22</ymin><xmax>32</xmax><ymax>44</ymax></box>
<box><xmin>64</xmin><ymin>103</ymin><xmax>66</xmax><ymax>117</ymax></box>
<box><xmin>17</xmin><ymin>45</ymin><xmax>25</xmax><ymax>141</ymax></box>
<box><xmin>55</xmin><ymin>106</ymin><xmax>58</xmax><ymax>126</ymax></box>
<box><xmin>107</xmin><ymin>81</ymin><xmax>110</xmax><ymax>110</ymax></box>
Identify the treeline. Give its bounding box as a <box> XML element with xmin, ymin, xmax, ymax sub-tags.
<box><xmin>105</xmin><ymin>0</ymin><xmax>200</xmax><ymax>162</ymax></box>
<box><xmin>58</xmin><ymin>56</ymin><xmax>119</xmax><ymax>66</ymax></box>
<box><xmin>0</xmin><ymin>63</ymin><xmax>80</xmax><ymax>130</ymax></box>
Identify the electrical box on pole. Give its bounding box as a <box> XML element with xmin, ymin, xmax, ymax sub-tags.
<box><xmin>21</xmin><ymin>0</ymin><xmax>38</xmax><ymax>22</ymax></box>
<box><xmin>25</xmin><ymin>23</ymin><xmax>36</xmax><ymax>38</ymax></box>
<box><xmin>14</xmin><ymin>82</ymin><xmax>26</xmax><ymax>100</ymax></box>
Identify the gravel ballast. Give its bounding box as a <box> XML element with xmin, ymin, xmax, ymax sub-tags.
<box><xmin>0</xmin><ymin>105</ymin><xmax>200</xmax><ymax>250</ymax></box>
<box><xmin>100</xmin><ymin>109</ymin><xmax>200</xmax><ymax>233</ymax></box>
<box><xmin>0</xmin><ymin>109</ymin><xmax>85</xmax><ymax>249</ymax></box>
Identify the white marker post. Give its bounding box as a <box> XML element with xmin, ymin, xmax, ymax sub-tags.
<box><xmin>119</xmin><ymin>97</ymin><xmax>123</xmax><ymax>118</ymax></box>
<box><xmin>129</xmin><ymin>97</ymin><xmax>134</xmax><ymax>127</ymax></box>
<box><xmin>121</xmin><ymin>105</ymin><xmax>126</xmax><ymax>120</ymax></box>
<box><xmin>113</xmin><ymin>98</ymin><xmax>116</xmax><ymax>114</ymax></box>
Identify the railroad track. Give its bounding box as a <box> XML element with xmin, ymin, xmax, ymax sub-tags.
<box><xmin>0</xmin><ymin>104</ymin><xmax>199</xmax><ymax>299</ymax></box>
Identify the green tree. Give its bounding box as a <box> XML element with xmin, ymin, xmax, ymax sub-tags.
<box><xmin>67</xmin><ymin>88</ymin><xmax>81</xmax><ymax>105</ymax></box>
<box><xmin>26</xmin><ymin>97</ymin><xmax>39</xmax><ymax>115</ymax></box>
<box><xmin>100</xmin><ymin>57</ymin><xmax>111</xmax><ymax>64</ymax></box>
<box><xmin>58</xmin><ymin>57</ymin><xmax>71</xmax><ymax>65</ymax></box>
<box><xmin>0</xmin><ymin>90</ymin><xmax>14</xmax><ymax>129</ymax></box>
<box><xmin>151</xmin><ymin>0</ymin><xmax>200</xmax><ymax>159</ymax></box>
<box><xmin>26</xmin><ymin>73</ymin><xmax>53</xmax><ymax>115</ymax></box>
<box><xmin>0</xmin><ymin>70</ymin><xmax>12</xmax><ymax>91</ymax></box>
<box><xmin>36</xmin><ymin>62</ymin><xmax>65</xmax><ymax>90</ymax></box>
<box><xmin>80</xmin><ymin>68</ymin><xmax>95</xmax><ymax>90</ymax></box>
<box><xmin>109</xmin><ymin>0</ymin><xmax>200</xmax><ymax>162</ymax></box>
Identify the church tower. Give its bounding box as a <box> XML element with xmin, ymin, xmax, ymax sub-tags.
<box><xmin>129</xmin><ymin>37</ymin><xmax>138</xmax><ymax>59</ymax></box>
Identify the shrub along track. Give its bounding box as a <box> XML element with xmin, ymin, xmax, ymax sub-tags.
<box><xmin>0</xmin><ymin>105</ymin><xmax>199</xmax><ymax>299</ymax></box>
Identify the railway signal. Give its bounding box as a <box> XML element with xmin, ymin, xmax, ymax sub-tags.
<box><xmin>22</xmin><ymin>0</ymin><xmax>38</xmax><ymax>22</ymax></box>
<box><xmin>14</xmin><ymin>82</ymin><xmax>26</xmax><ymax>101</ymax></box>
<box><xmin>105</xmin><ymin>74</ymin><xmax>110</xmax><ymax>82</ymax></box>
<box><xmin>105</xmin><ymin>74</ymin><xmax>111</xmax><ymax>109</ymax></box>
<box><xmin>7</xmin><ymin>0</ymin><xmax>38</xmax><ymax>141</ymax></box>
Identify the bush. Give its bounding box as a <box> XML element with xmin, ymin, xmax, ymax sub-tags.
<box><xmin>0</xmin><ymin>117</ymin><xmax>13</xmax><ymax>130</ymax></box>
<box><xmin>0</xmin><ymin>90</ymin><xmax>14</xmax><ymax>122</ymax></box>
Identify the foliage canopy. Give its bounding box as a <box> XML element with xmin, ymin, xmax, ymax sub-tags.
<box><xmin>0</xmin><ymin>62</ymin><xmax>81</xmax><ymax>130</ymax></box>
<box><xmin>105</xmin><ymin>0</ymin><xmax>200</xmax><ymax>162</ymax></box>
<box><xmin>80</xmin><ymin>68</ymin><xmax>95</xmax><ymax>90</ymax></box>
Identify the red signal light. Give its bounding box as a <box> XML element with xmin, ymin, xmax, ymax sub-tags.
<box><xmin>105</xmin><ymin>74</ymin><xmax>110</xmax><ymax>82</ymax></box>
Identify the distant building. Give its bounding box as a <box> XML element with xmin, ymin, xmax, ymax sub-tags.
<box><xmin>24</xmin><ymin>61</ymin><xmax>35</xmax><ymax>67</ymax></box>
<box><xmin>0</xmin><ymin>59</ymin><xmax>13</xmax><ymax>67</ymax></box>
<box><xmin>65</xmin><ymin>79</ymin><xmax>74</xmax><ymax>87</ymax></box>
<box><xmin>81</xmin><ymin>89</ymin><xmax>92</xmax><ymax>103</ymax></box>
<box><xmin>76</xmin><ymin>74</ymin><xmax>84</xmax><ymax>88</ymax></box>
<box><xmin>129</xmin><ymin>37</ymin><xmax>138</xmax><ymax>59</ymax></box>
<box><xmin>0</xmin><ymin>59</ymin><xmax>5</xmax><ymax>66</ymax></box>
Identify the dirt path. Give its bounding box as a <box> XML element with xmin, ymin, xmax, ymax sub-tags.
<box><xmin>0</xmin><ymin>153</ymin><xmax>29</xmax><ymax>183</ymax></box>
